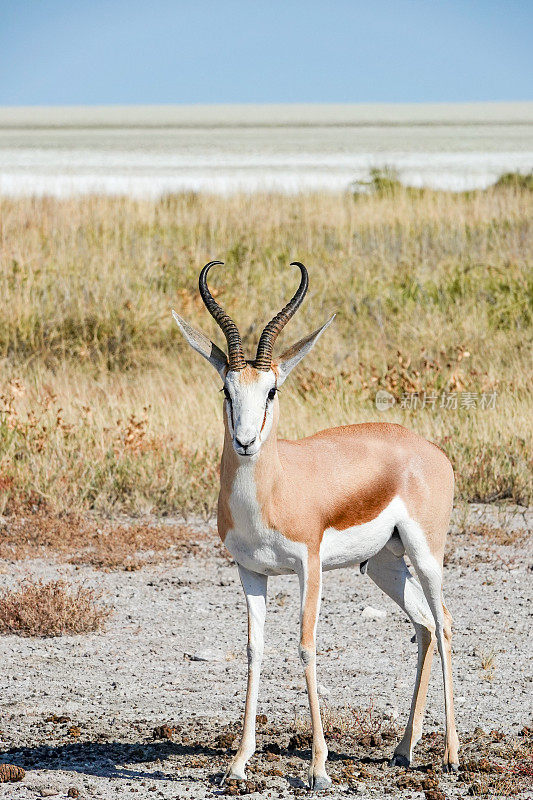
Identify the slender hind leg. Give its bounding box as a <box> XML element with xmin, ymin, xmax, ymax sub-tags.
<box><xmin>224</xmin><ymin>564</ymin><xmax>268</xmax><ymax>782</ymax></box>
<box><xmin>441</xmin><ymin>602</ymin><xmax>459</xmax><ymax>770</ymax></box>
<box><xmin>396</xmin><ymin>519</ymin><xmax>460</xmax><ymax>771</ymax></box>
<box><xmin>366</xmin><ymin>547</ymin><xmax>436</xmax><ymax>766</ymax></box>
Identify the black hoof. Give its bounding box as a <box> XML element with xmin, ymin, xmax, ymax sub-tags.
<box><xmin>221</xmin><ymin>771</ymin><xmax>246</xmax><ymax>786</ymax></box>
<box><xmin>309</xmin><ymin>774</ymin><xmax>332</xmax><ymax>790</ymax></box>
<box><xmin>390</xmin><ymin>753</ymin><xmax>411</xmax><ymax>768</ymax></box>
<box><xmin>443</xmin><ymin>761</ymin><xmax>459</xmax><ymax>773</ymax></box>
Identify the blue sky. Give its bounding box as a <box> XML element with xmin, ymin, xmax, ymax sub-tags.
<box><xmin>0</xmin><ymin>0</ymin><xmax>531</xmax><ymax>105</ymax></box>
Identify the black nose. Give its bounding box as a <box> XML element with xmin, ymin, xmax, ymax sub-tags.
<box><xmin>235</xmin><ymin>436</ymin><xmax>257</xmax><ymax>450</ymax></box>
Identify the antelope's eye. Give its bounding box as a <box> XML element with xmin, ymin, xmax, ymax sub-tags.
<box><xmin>267</xmin><ymin>387</ymin><xmax>277</xmax><ymax>401</ymax></box>
<box><xmin>223</xmin><ymin>387</ymin><xmax>231</xmax><ymax>401</ymax></box>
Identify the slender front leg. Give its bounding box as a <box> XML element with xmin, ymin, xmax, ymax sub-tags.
<box><xmin>299</xmin><ymin>551</ymin><xmax>330</xmax><ymax>790</ymax></box>
<box><xmin>224</xmin><ymin>564</ymin><xmax>267</xmax><ymax>782</ymax></box>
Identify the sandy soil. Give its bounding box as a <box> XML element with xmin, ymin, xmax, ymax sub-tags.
<box><xmin>0</xmin><ymin>504</ymin><xmax>531</xmax><ymax>799</ymax></box>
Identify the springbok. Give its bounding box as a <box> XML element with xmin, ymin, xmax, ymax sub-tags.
<box><xmin>172</xmin><ymin>261</ymin><xmax>459</xmax><ymax>789</ymax></box>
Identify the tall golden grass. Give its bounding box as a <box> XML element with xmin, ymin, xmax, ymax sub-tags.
<box><xmin>0</xmin><ymin>187</ymin><xmax>531</xmax><ymax>516</ymax></box>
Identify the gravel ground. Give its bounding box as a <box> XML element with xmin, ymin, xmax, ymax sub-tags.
<box><xmin>0</xmin><ymin>504</ymin><xmax>531</xmax><ymax>799</ymax></box>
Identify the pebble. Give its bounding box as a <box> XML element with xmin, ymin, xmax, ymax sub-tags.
<box><xmin>361</xmin><ymin>606</ymin><xmax>387</xmax><ymax>621</ymax></box>
<box><xmin>184</xmin><ymin>648</ymin><xmax>225</xmax><ymax>662</ymax></box>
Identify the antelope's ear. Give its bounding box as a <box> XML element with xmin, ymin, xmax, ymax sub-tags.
<box><xmin>276</xmin><ymin>314</ymin><xmax>335</xmax><ymax>386</ymax></box>
<box><xmin>172</xmin><ymin>310</ymin><xmax>228</xmax><ymax>377</ymax></box>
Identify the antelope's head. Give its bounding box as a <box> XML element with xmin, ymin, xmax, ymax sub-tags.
<box><xmin>173</xmin><ymin>261</ymin><xmax>334</xmax><ymax>458</ymax></box>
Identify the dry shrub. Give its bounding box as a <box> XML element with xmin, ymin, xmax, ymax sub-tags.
<box><xmin>472</xmin><ymin>523</ymin><xmax>527</xmax><ymax>547</ymax></box>
<box><xmin>321</xmin><ymin>701</ymin><xmax>397</xmax><ymax>741</ymax></box>
<box><xmin>0</xmin><ymin>502</ymin><xmax>218</xmax><ymax>569</ymax></box>
<box><xmin>0</xmin><ymin>579</ymin><xmax>110</xmax><ymax>637</ymax></box>
<box><xmin>70</xmin><ymin>520</ymin><xmax>204</xmax><ymax>570</ymax></box>
<box><xmin>0</xmin><ymin>764</ymin><xmax>25</xmax><ymax>782</ymax></box>
<box><xmin>459</xmin><ymin>728</ymin><xmax>533</xmax><ymax>797</ymax></box>
<box><xmin>0</xmin><ymin>387</ymin><xmax>220</xmax><ymax>518</ymax></box>
<box><xmin>292</xmin><ymin>700</ymin><xmax>397</xmax><ymax>743</ymax></box>
<box><xmin>445</xmin><ymin>519</ymin><xmax>530</xmax><ymax>569</ymax></box>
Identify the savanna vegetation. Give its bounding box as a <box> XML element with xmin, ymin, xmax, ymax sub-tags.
<box><xmin>0</xmin><ymin>579</ymin><xmax>109</xmax><ymax>636</ymax></box>
<box><xmin>0</xmin><ymin>182</ymin><xmax>531</xmax><ymax>519</ymax></box>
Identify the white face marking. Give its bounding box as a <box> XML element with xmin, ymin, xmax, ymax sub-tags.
<box><xmin>224</xmin><ymin>369</ymin><xmax>277</xmax><ymax>457</ymax></box>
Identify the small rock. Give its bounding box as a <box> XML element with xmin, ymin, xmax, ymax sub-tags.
<box><xmin>359</xmin><ymin>733</ymin><xmax>382</xmax><ymax>747</ymax></box>
<box><xmin>153</xmin><ymin>724</ymin><xmax>173</xmax><ymax>740</ymax></box>
<box><xmin>39</xmin><ymin>791</ymin><xmax>59</xmax><ymax>798</ymax></box>
<box><xmin>425</xmin><ymin>790</ymin><xmax>446</xmax><ymax>800</ymax></box>
<box><xmin>348</xmin><ymin>781</ymin><xmax>366</xmax><ymax>794</ymax></box>
<box><xmin>361</xmin><ymin>606</ymin><xmax>387</xmax><ymax>621</ymax></box>
<box><xmin>184</xmin><ymin>648</ymin><xmax>224</xmax><ymax>662</ymax></box>
<box><xmin>288</xmin><ymin>732</ymin><xmax>312</xmax><ymax>750</ymax></box>
<box><xmin>215</xmin><ymin>732</ymin><xmax>235</xmax><ymax>749</ymax></box>
<box><xmin>318</xmin><ymin>684</ymin><xmax>330</xmax><ymax>696</ymax></box>
<box><xmin>67</xmin><ymin>789</ymin><xmax>79</xmax><ymax>798</ymax></box>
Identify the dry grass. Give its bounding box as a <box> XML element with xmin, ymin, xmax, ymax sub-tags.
<box><xmin>478</xmin><ymin>648</ymin><xmax>498</xmax><ymax>681</ymax></box>
<box><xmin>459</xmin><ymin>728</ymin><xmax>533</xmax><ymax>796</ymax></box>
<box><xmin>291</xmin><ymin>700</ymin><xmax>397</xmax><ymax>744</ymax></box>
<box><xmin>0</xmin><ymin>579</ymin><xmax>110</xmax><ymax>636</ymax></box>
<box><xmin>472</xmin><ymin>523</ymin><xmax>528</xmax><ymax>547</ymax></box>
<box><xmin>0</xmin><ymin>188</ymin><xmax>531</xmax><ymax>516</ymax></box>
<box><xmin>0</xmin><ymin>505</ymin><xmax>216</xmax><ymax>569</ymax></box>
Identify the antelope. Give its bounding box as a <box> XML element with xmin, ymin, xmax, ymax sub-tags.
<box><xmin>172</xmin><ymin>261</ymin><xmax>459</xmax><ymax>789</ymax></box>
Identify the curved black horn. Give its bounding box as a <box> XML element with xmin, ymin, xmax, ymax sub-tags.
<box><xmin>254</xmin><ymin>262</ymin><xmax>309</xmax><ymax>371</ymax></box>
<box><xmin>199</xmin><ymin>261</ymin><xmax>246</xmax><ymax>371</ymax></box>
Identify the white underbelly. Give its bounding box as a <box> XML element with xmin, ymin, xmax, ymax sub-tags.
<box><xmin>320</xmin><ymin>497</ymin><xmax>403</xmax><ymax>570</ymax></box>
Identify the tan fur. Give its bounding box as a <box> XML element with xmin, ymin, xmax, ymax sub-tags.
<box><xmin>301</xmin><ymin>551</ymin><xmax>321</xmax><ymax>647</ymax></box>
<box><xmin>239</xmin><ymin>363</ymin><xmax>263</xmax><ymax>383</ymax></box>
<box><xmin>214</xmin><ymin>364</ymin><xmax>457</xmax><ymax>782</ymax></box>
<box><xmin>397</xmin><ymin>627</ymin><xmax>436</xmax><ymax>758</ymax></box>
<box><xmin>176</xmin><ymin>290</ymin><xmax>458</xmax><ymax>785</ymax></box>
<box><xmin>218</xmin><ymin>389</ymin><xmax>454</xmax><ymax>562</ymax></box>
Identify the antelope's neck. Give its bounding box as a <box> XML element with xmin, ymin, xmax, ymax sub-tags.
<box><xmin>219</xmin><ymin>413</ymin><xmax>283</xmax><ymax>529</ymax></box>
